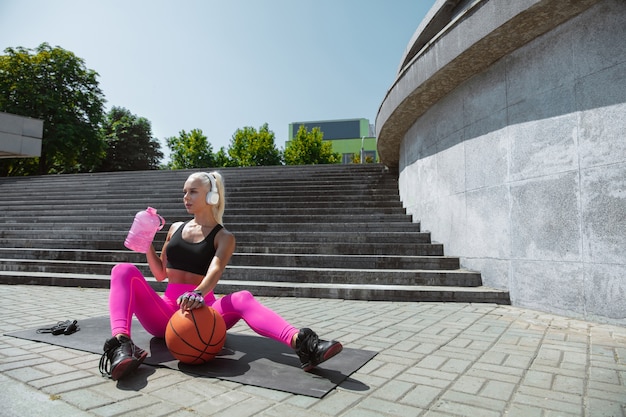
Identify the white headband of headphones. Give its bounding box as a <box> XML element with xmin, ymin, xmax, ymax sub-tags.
<box><xmin>206</xmin><ymin>173</ymin><xmax>219</xmax><ymax>205</ymax></box>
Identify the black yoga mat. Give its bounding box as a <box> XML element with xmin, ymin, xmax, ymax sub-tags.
<box><xmin>5</xmin><ymin>316</ymin><xmax>376</xmax><ymax>398</ymax></box>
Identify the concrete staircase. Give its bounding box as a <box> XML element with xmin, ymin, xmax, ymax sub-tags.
<box><xmin>0</xmin><ymin>164</ymin><xmax>510</xmax><ymax>304</ymax></box>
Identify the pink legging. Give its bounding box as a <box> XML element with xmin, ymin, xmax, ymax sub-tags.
<box><xmin>108</xmin><ymin>263</ymin><xmax>299</xmax><ymax>347</ymax></box>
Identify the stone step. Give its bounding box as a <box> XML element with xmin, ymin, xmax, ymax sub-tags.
<box><xmin>234</xmin><ymin>242</ymin><xmax>445</xmax><ymax>256</ymax></box>
<box><xmin>0</xmin><ymin>163</ymin><xmax>510</xmax><ymax>304</ymax></box>
<box><xmin>0</xmin><ymin>238</ymin><xmax>445</xmax><ymax>256</ymax></box>
<box><xmin>0</xmin><ymin>260</ymin><xmax>481</xmax><ymax>287</ymax></box>
<box><xmin>0</xmin><ymin>271</ymin><xmax>510</xmax><ymax>304</ymax></box>
<box><xmin>0</xmin><ymin>198</ymin><xmax>405</xmax><ymax>210</ymax></box>
<box><xmin>0</xmin><ymin>170</ymin><xmax>396</xmax><ymax>185</ymax></box>
<box><xmin>0</xmin><ymin>206</ymin><xmax>408</xmax><ymax>217</ymax></box>
<box><xmin>0</xmin><ymin>165</ymin><xmax>391</xmax><ymax>187</ymax></box>
<box><xmin>0</xmin><ymin>248</ymin><xmax>458</xmax><ymax>269</ymax></box>
<box><xmin>0</xmin><ymin>221</ymin><xmax>421</xmax><ymax>233</ymax></box>
<box><xmin>1</xmin><ymin>183</ymin><xmax>401</xmax><ymax>197</ymax></box>
<box><xmin>0</xmin><ymin>229</ymin><xmax>432</xmax><ymax>245</ymax></box>
<box><xmin>232</xmin><ymin>253</ymin><xmax>458</xmax><ymax>270</ymax></box>
<box><xmin>3</xmin><ymin>213</ymin><xmax>414</xmax><ymax>224</ymax></box>
<box><xmin>224</xmin><ymin>266</ymin><xmax>482</xmax><ymax>287</ymax></box>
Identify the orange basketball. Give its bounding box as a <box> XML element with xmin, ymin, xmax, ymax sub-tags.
<box><xmin>165</xmin><ymin>306</ymin><xmax>227</xmax><ymax>364</ymax></box>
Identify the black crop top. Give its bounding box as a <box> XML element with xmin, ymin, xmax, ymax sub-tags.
<box><xmin>165</xmin><ymin>222</ymin><xmax>223</xmax><ymax>275</ymax></box>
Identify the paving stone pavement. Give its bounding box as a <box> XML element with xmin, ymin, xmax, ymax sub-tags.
<box><xmin>0</xmin><ymin>284</ymin><xmax>624</xmax><ymax>417</ymax></box>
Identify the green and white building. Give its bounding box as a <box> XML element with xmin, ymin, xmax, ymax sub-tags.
<box><xmin>288</xmin><ymin>118</ymin><xmax>377</xmax><ymax>164</ymax></box>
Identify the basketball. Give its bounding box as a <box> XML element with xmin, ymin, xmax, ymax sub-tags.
<box><xmin>165</xmin><ymin>306</ymin><xmax>227</xmax><ymax>364</ymax></box>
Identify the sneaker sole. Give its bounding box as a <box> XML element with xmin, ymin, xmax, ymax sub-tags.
<box><xmin>111</xmin><ymin>351</ymin><xmax>148</xmax><ymax>381</ymax></box>
<box><xmin>302</xmin><ymin>342</ymin><xmax>343</xmax><ymax>372</ymax></box>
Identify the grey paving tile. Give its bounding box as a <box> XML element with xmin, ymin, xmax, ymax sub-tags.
<box><xmin>0</xmin><ymin>284</ymin><xmax>624</xmax><ymax>417</ymax></box>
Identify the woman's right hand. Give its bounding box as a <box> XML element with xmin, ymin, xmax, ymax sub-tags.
<box><xmin>177</xmin><ymin>291</ymin><xmax>205</xmax><ymax>311</ymax></box>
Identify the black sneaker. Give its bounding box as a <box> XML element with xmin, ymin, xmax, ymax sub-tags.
<box><xmin>295</xmin><ymin>328</ymin><xmax>343</xmax><ymax>371</ymax></box>
<box><xmin>99</xmin><ymin>336</ymin><xmax>147</xmax><ymax>381</ymax></box>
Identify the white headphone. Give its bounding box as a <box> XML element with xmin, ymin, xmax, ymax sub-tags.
<box><xmin>206</xmin><ymin>173</ymin><xmax>220</xmax><ymax>205</ymax></box>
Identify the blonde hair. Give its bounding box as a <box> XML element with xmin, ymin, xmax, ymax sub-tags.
<box><xmin>188</xmin><ymin>171</ymin><xmax>226</xmax><ymax>224</ymax></box>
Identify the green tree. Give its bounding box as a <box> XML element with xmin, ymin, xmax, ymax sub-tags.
<box><xmin>0</xmin><ymin>43</ymin><xmax>106</xmax><ymax>175</ymax></box>
<box><xmin>228</xmin><ymin>123</ymin><xmax>282</xmax><ymax>167</ymax></box>
<box><xmin>351</xmin><ymin>153</ymin><xmax>376</xmax><ymax>164</ymax></box>
<box><xmin>283</xmin><ymin>125</ymin><xmax>340</xmax><ymax>165</ymax></box>
<box><xmin>214</xmin><ymin>147</ymin><xmax>235</xmax><ymax>167</ymax></box>
<box><xmin>98</xmin><ymin>107</ymin><xmax>162</xmax><ymax>171</ymax></box>
<box><xmin>166</xmin><ymin>129</ymin><xmax>215</xmax><ymax>169</ymax></box>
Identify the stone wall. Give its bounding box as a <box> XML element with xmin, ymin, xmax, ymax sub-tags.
<box><xmin>377</xmin><ymin>0</ymin><xmax>626</xmax><ymax>325</ymax></box>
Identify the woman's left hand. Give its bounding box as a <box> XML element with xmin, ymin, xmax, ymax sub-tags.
<box><xmin>177</xmin><ymin>291</ymin><xmax>205</xmax><ymax>311</ymax></box>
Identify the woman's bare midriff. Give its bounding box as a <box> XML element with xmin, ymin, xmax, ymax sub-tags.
<box><xmin>166</xmin><ymin>268</ymin><xmax>204</xmax><ymax>285</ymax></box>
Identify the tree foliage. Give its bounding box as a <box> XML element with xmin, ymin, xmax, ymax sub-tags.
<box><xmin>166</xmin><ymin>129</ymin><xmax>215</xmax><ymax>169</ymax></box>
<box><xmin>0</xmin><ymin>42</ymin><xmax>351</xmax><ymax>175</ymax></box>
<box><xmin>283</xmin><ymin>125</ymin><xmax>340</xmax><ymax>165</ymax></box>
<box><xmin>99</xmin><ymin>107</ymin><xmax>162</xmax><ymax>171</ymax></box>
<box><xmin>214</xmin><ymin>147</ymin><xmax>235</xmax><ymax>167</ymax></box>
<box><xmin>351</xmin><ymin>153</ymin><xmax>376</xmax><ymax>164</ymax></box>
<box><xmin>228</xmin><ymin>123</ymin><xmax>282</xmax><ymax>167</ymax></box>
<box><xmin>0</xmin><ymin>43</ymin><xmax>106</xmax><ymax>175</ymax></box>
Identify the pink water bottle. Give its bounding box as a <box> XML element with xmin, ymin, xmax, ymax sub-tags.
<box><xmin>124</xmin><ymin>207</ymin><xmax>166</xmax><ymax>253</ymax></box>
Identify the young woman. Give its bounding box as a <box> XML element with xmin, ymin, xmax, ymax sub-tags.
<box><xmin>99</xmin><ymin>171</ymin><xmax>343</xmax><ymax>381</ymax></box>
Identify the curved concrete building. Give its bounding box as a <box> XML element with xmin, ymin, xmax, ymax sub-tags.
<box><xmin>376</xmin><ymin>0</ymin><xmax>625</xmax><ymax>325</ymax></box>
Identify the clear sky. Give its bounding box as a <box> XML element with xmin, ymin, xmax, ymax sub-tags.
<box><xmin>0</xmin><ymin>0</ymin><xmax>433</xmax><ymax>158</ymax></box>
